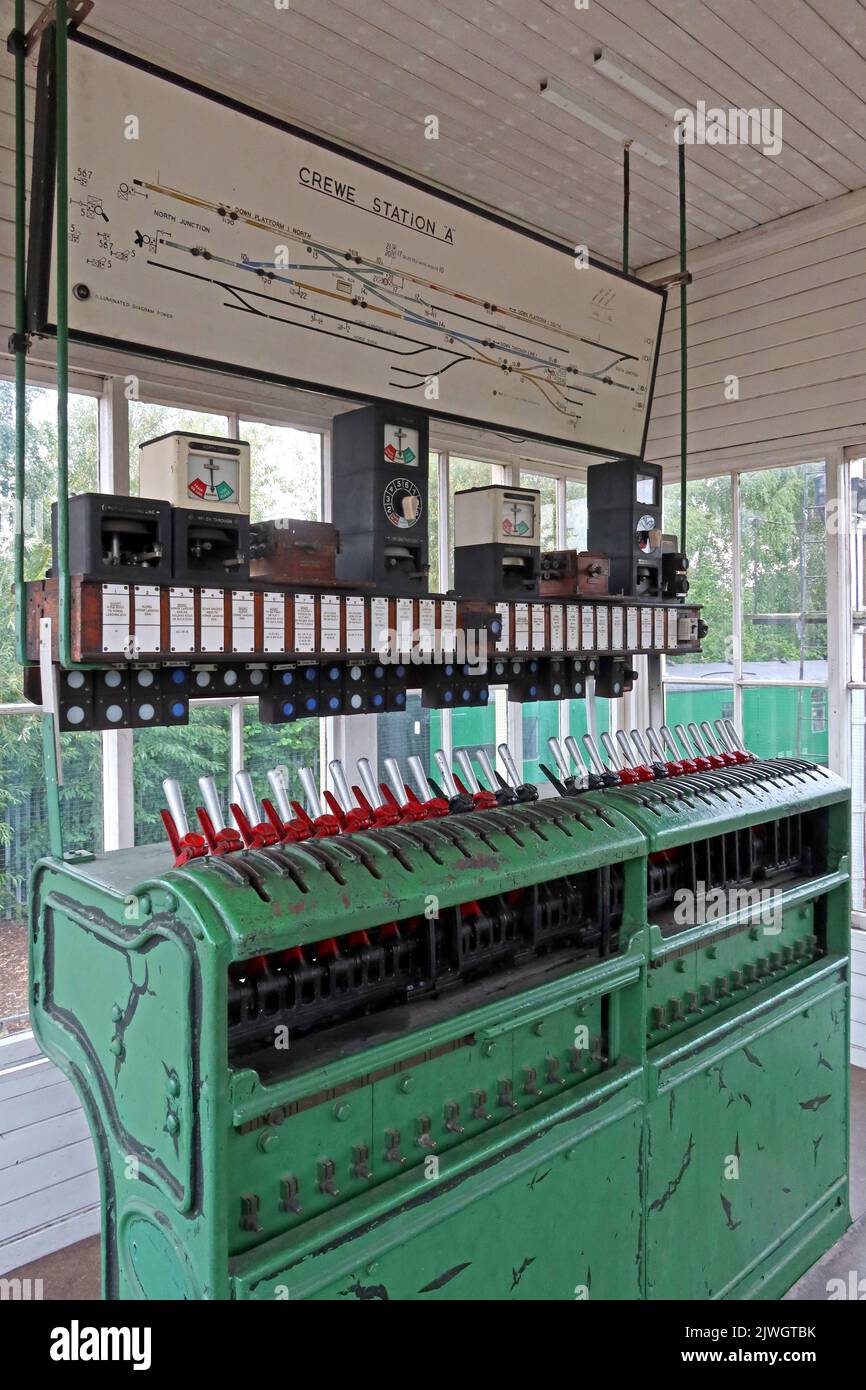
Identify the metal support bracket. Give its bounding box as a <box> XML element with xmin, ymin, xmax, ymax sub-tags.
<box><xmin>649</xmin><ymin>270</ymin><xmax>692</xmax><ymax>290</ymax></box>
<box><xmin>17</xmin><ymin>0</ymin><xmax>92</xmax><ymax>59</ymax></box>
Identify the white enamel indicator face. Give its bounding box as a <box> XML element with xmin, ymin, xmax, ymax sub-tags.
<box><xmin>186</xmin><ymin>452</ymin><xmax>240</xmax><ymax>505</ymax></box>
<box><xmin>501</xmin><ymin>496</ymin><xmax>536</xmax><ymax>540</ymax></box>
<box><xmin>383</xmin><ymin>424</ymin><xmax>419</xmax><ymax>466</ymax></box>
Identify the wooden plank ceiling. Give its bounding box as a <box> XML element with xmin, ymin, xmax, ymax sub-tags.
<box><xmin>81</xmin><ymin>0</ymin><xmax>866</xmax><ymax>268</ymax></box>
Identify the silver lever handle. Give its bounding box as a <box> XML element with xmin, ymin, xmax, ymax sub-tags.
<box><xmin>645</xmin><ymin>729</ymin><xmax>667</xmax><ymax>763</ymax></box>
<box><xmin>408</xmin><ymin>754</ymin><xmax>435</xmax><ymax>802</ymax></box>
<box><xmin>433</xmin><ymin>749</ymin><xmax>460</xmax><ymax>799</ymax></box>
<box><xmin>714</xmin><ymin>719</ymin><xmax>736</xmax><ymax>753</ymax></box>
<box><xmin>601</xmin><ymin>732</ymin><xmax>623</xmax><ymax>770</ymax></box>
<box><xmin>356</xmin><ymin>757</ymin><xmax>384</xmax><ymax>809</ymax></box>
<box><xmin>198</xmin><ymin>775</ymin><xmax>225</xmax><ymax>831</ymax></box>
<box><xmin>328</xmin><ymin>759</ymin><xmax>355</xmax><ymax>813</ymax></box>
<box><xmin>616</xmin><ymin>730</ymin><xmax>638</xmax><ymax>767</ymax></box>
<box><xmin>298</xmin><ymin>766</ymin><xmax>323</xmax><ymax>817</ymax></box>
<box><xmin>725</xmin><ymin>718</ymin><xmax>748</xmax><ymax>754</ymax></box>
<box><xmin>383</xmin><ymin>756</ymin><xmax>407</xmax><ymax>805</ymax></box>
<box><xmin>163</xmin><ymin>778</ymin><xmax>189</xmax><ymax>837</ymax></box>
<box><xmin>564</xmin><ymin>736</ymin><xmax>589</xmax><ymax>776</ymax></box>
<box><xmin>476</xmin><ymin>747</ymin><xmax>499</xmax><ymax>792</ymax></box>
<box><xmin>581</xmin><ymin>734</ymin><xmax>606</xmax><ymax>776</ymax></box>
<box><xmin>700</xmin><ymin>721</ymin><xmax>722</xmax><ymax>755</ymax></box>
<box><xmin>674</xmin><ymin>723</ymin><xmax>697</xmax><ymax>758</ymax></box>
<box><xmin>498</xmin><ymin>743</ymin><xmax>522</xmax><ymax>788</ymax></box>
<box><xmin>630</xmin><ymin>729</ymin><xmax>653</xmax><ymax>765</ymax></box>
<box><xmin>547</xmin><ymin>737</ymin><xmax>571</xmax><ymax>781</ymax></box>
<box><xmin>267</xmin><ymin>766</ymin><xmax>293</xmax><ymax>821</ymax></box>
<box><xmin>234</xmin><ymin>769</ymin><xmax>260</xmax><ymax>826</ymax></box>
<box><xmin>661</xmin><ymin>725</ymin><xmax>683</xmax><ymax>761</ymax></box>
<box><xmin>688</xmin><ymin>721</ymin><xmax>709</xmax><ymax>756</ymax></box>
<box><xmin>454</xmin><ymin>747</ymin><xmax>481</xmax><ymax>794</ymax></box>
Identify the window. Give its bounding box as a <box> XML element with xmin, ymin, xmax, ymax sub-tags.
<box><xmin>565</xmin><ymin>478</ymin><xmax>587</xmax><ymax>551</ymax></box>
<box><xmin>666</xmin><ymin>685</ymin><xmax>735</xmax><ymax>754</ymax></box>
<box><xmin>451</xmin><ymin>697</ymin><xmax>501</xmax><ymax>784</ymax></box>
<box><xmin>664</xmin><ymin>464</ymin><xmax>829</xmax><ymax>772</ymax></box>
<box><xmin>245</xmin><ymin>709</ymin><xmax>322</xmax><ymax>812</ymax></box>
<box><xmin>377</xmin><ymin>695</ymin><xmax>437</xmax><ymax>787</ymax></box>
<box><xmin>427</xmin><ymin>454</ymin><xmax>441</xmax><ymax>593</ymax></box>
<box><xmin>0</xmin><ymin>384</ymin><xmax>99</xmax><ymax>700</ymax></box>
<box><xmin>240</xmin><ymin>419</ymin><xmax>322</xmax><ymax>523</ymax></box>
<box><xmin>134</xmin><ymin>707</ymin><xmax>232</xmax><ymax>845</ymax></box>
<box><xmin>0</xmin><ymin>382</ymin><xmax>102</xmax><ymax>1035</ymax></box>
<box><xmin>663</xmin><ymin>475</ymin><xmax>733</xmax><ymax>676</ymax></box>
<box><xmin>739</xmin><ymin>463</ymin><xmax>827</xmax><ymax>683</ymax></box>
<box><xmin>520</xmin><ymin>470</ymin><xmax>557</xmax><ymax>552</ymax></box>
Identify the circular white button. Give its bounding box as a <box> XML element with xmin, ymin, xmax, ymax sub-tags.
<box><xmin>136</xmin><ymin>669</ymin><xmax>155</xmax><ymax>688</ymax></box>
<box><xmin>66</xmin><ymin>705</ymin><xmax>85</xmax><ymax>724</ymax></box>
<box><xmin>67</xmin><ymin>671</ymin><xmax>86</xmax><ymax>689</ymax></box>
<box><xmin>105</xmin><ymin>670</ymin><xmax>122</xmax><ymax>688</ymax></box>
<box><xmin>137</xmin><ymin>703</ymin><xmax>156</xmax><ymax>721</ymax></box>
<box><xmin>106</xmin><ymin>704</ymin><xmax>123</xmax><ymax>722</ymax></box>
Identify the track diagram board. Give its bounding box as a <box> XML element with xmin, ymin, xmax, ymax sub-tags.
<box><xmin>35</xmin><ymin>36</ymin><xmax>665</xmax><ymax>456</ymax></box>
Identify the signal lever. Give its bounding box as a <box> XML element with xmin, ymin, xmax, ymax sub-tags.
<box><xmin>601</xmin><ymin>731</ymin><xmax>637</xmax><ymax>785</ymax></box>
<box><xmin>645</xmin><ymin>727</ymin><xmax>683</xmax><ymax>777</ymax></box>
<box><xmin>674</xmin><ymin>724</ymin><xmax>711</xmax><ymax>772</ymax></box>
<box><xmin>408</xmin><ymin>754</ymin><xmax>452</xmax><ymax>816</ymax></box>
<box><xmin>541</xmin><ymin>737</ymin><xmax>585</xmax><ymax>796</ymax></box>
<box><xmin>722</xmin><ymin>718</ymin><xmax>756</xmax><ymax>763</ymax></box>
<box><xmin>262</xmin><ymin>767</ymin><xmax>313</xmax><ymax>842</ymax></box>
<box><xmin>453</xmin><ymin>748</ymin><xmax>498</xmax><ymax>809</ymax></box>
<box><xmin>232</xmin><ymin>769</ymin><xmax>282</xmax><ymax>846</ymax></box>
<box><xmin>294</xmin><ymin>766</ymin><xmax>343</xmax><ymax>837</ymax></box>
<box><xmin>700</xmin><ymin>721</ymin><xmax>737</xmax><ymax>767</ymax></box>
<box><xmin>353</xmin><ymin>758</ymin><xmax>403</xmax><ymax>827</ymax></box>
<box><xmin>381</xmin><ymin>757</ymin><xmax>429</xmax><ymax>822</ymax></box>
<box><xmin>324</xmin><ymin>760</ymin><xmax>371</xmax><ymax>832</ymax></box>
<box><xmin>161</xmin><ymin>778</ymin><xmax>208</xmax><ymax>865</ymax></box>
<box><xmin>687</xmin><ymin>721</ymin><xmax>725</xmax><ymax>770</ymax></box>
<box><xmin>196</xmin><ymin>776</ymin><xmax>243</xmax><ymax>854</ymax></box>
<box><xmin>431</xmin><ymin>750</ymin><xmax>474</xmax><ymax>814</ymax></box>
<box><xmin>498</xmin><ymin>743</ymin><xmax>539</xmax><ymax>803</ymax></box>
<box><xmin>476</xmin><ymin>747</ymin><xmax>517</xmax><ymax>806</ymax></box>
<box><xmin>662</xmin><ymin>725</ymin><xmax>696</xmax><ymax>775</ymax></box>
<box><xmin>630</xmin><ymin>728</ymin><xmax>668</xmax><ymax>779</ymax></box>
<box><xmin>564</xmin><ymin>736</ymin><xmax>596</xmax><ymax>792</ymax></box>
<box><xmin>582</xmin><ymin>734</ymin><xmax>618</xmax><ymax>788</ymax></box>
<box><xmin>615</xmin><ymin>730</ymin><xmax>653</xmax><ymax>782</ymax></box>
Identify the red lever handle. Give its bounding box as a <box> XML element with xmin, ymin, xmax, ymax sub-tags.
<box><xmin>161</xmin><ymin>809</ymin><xmax>208</xmax><ymax>866</ymax></box>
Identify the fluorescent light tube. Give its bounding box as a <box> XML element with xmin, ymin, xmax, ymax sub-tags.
<box><xmin>539</xmin><ymin>78</ymin><xmax>668</xmax><ymax>166</ymax></box>
<box><xmin>592</xmin><ymin>51</ymin><xmax>681</xmax><ymax>120</ymax></box>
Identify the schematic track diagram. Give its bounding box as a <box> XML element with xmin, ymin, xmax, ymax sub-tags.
<box><xmin>34</xmin><ymin>34</ymin><xmax>665</xmax><ymax>457</ymax></box>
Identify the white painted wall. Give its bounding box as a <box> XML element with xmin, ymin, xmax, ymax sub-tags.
<box><xmin>642</xmin><ymin>189</ymin><xmax>866</xmax><ymax>478</ymax></box>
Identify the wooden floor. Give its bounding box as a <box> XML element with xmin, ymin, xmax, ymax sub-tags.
<box><xmin>10</xmin><ymin>1068</ymin><xmax>866</xmax><ymax>1301</ymax></box>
